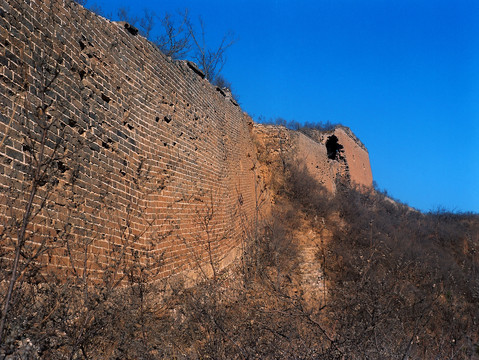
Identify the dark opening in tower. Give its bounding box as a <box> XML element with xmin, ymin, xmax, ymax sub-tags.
<box><xmin>326</xmin><ymin>135</ymin><xmax>344</xmax><ymax>160</ymax></box>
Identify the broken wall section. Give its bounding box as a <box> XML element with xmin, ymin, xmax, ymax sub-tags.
<box><xmin>253</xmin><ymin>124</ymin><xmax>373</xmax><ymax>194</ymax></box>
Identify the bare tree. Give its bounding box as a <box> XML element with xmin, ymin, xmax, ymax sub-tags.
<box><xmin>154</xmin><ymin>12</ymin><xmax>191</xmax><ymax>60</ymax></box>
<box><xmin>116</xmin><ymin>7</ymin><xmax>190</xmax><ymax>60</ymax></box>
<box><xmin>102</xmin><ymin>6</ymin><xmax>237</xmax><ymax>81</ymax></box>
<box><xmin>139</xmin><ymin>10</ymin><xmax>156</xmax><ymax>40</ymax></box>
<box><xmin>185</xmin><ymin>13</ymin><xmax>237</xmax><ymax>83</ymax></box>
<box><xmin>117</xmin><ymin>7</ymin><xmax>139</xmax><ymax>26</ymax></box>
<box><xmin>0</xmin><ymin>23</ymin><xmax>83</xmax><ymax>344</ymax></box>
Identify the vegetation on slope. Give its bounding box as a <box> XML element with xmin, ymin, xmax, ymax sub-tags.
<box><xmin>288</xmin><ymin>161</ymin><xmax>479</xmax><ymax>358</ymax></box>
<box><xmin>2</xmin><ymin>141</ymin><xmax>478</xmax><ymax>358</ymax></box>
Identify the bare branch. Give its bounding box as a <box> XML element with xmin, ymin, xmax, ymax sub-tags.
<box><xmin>185</xmin><ymin>13</ymin><xmax>237</xmax><ymax>82</ymax></box>
<box><xmin>154</xmin><ymin>11</ymin><xmax>191</xmax><ymax>59</ymax></box>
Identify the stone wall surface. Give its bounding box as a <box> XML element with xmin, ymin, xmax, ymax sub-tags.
<box><xmin>333</xmin><ymin>127</ymin><xmax>373</xmax><ymax>189</ymax></box>
<box><xmin>0</xmin><ymin>0</ymin><xmax>260</xmax><ymax>279</ymax></box>
<box><xmin>253</xmin><ymin>124</ymin><xmax>373</xmax><ymax>193</ymax></box>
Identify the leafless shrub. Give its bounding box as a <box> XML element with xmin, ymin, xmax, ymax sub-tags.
<box><xmin>322</xmin><ymin>185</ymin><xmax>479</xmax><ymax>358</ymax></box>
<box><xmin>284</xmin><ymin>161</ymin><xmax>332</xmax><ymax>219</ymax></box>
<box><xmin>0</xmin><ymin>2</ymin><xmax>84</xmax><ymax>344</ymax></box>
<box><xmin>185</xmin><ymin>14</ymin><xmax>237</xmax><ymax>83</ymax></box>
<box><xmin>112</xmin><ymin>6</ymin><xmax>236</xmax><ymax>80</ymax></box>
<box><xmin>154</xmin><ymin>11</ymin><xmax>191</xmax><ymax>60</ymax></box>
<box><xmin>0</xmin><ymin>2</ymin><xmax>165</xmax><ymax>356</ymax></box>
<box><xmin>256</xmin><ymin>117</ymin><xmax>339</xmax><ymax>133</ymax></box>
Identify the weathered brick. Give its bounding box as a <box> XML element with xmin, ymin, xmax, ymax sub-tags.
<box><xmin>6</xmin><ymin>146</ymin><xmax>23</xmax><ymax>162</ymax></box>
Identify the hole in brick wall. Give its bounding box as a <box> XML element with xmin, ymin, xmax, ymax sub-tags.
<box><xmin>155</xmin><ymin>116</ymin><xmax>160</xmax><ymax>122</ymax></box>
<box><xmin>78</xmin><ymin>128</ymin><xmax>85</xmax><ymax>135</ymax></box>
<box><xmin>164</xmin><ymin>142</ymin><xmax>167</xmax><ymax>146</ymax></box>
<box><xmin>36</xmin><ymin>178</ymin><xmax>47</xmax><ymax>187</ymax></box>
<box><xmin>68</xmin><ymin>118</ymin><xmax>77</xmax><ymax>127</ymax></box>
<box><xmin>79</xmin><ymin>40</ymin><xmax>86</xmax><ymax>50</ymax></box>
<box><xmin>101</xmin><ymin>93</ymin><xmax>110</xmax><ymax>103</ymax></box>
<box><xmin>124</xmin><ymin>23</ymin><xmax>139</xmax><ymax>36</ymax></box>
<box><xmin>172</xmin><ymin>142</ymin><xmax>176</xmax><ymax>147</ymax></box>
<box><xmin>101</xmin><ymin>141</ymin><xmax>110</xmax><ymax>149</ymax></box>
<box><xmin>123</xmin><ymin>121</ymin><xmax>133</xmax><ymax>130</ymax></box>
<box><xmin>57</xmin><ymin>161</ymin><xmax>68</xmax><ymax>173</ymax></box>
<box><xmin>120</xmin><ymin>169</ymin><xmax>126</xmax><ymax>176</ymax></box>
<box><xmin>78</xmin><ymin>70</ymin><xmax>86</xmax><ymax>80</ymax></box>
<box><xmin>22</xmin><ymin>144</ymin><xmax>32</xmax><ymax>153</ymax></box>
<box><xmin>163</xmin><ymin>115</ymin><xmax>172</xmax><ymax>123</ymax></box>
<box><xmin>326</xmin><ymin>135</ymin><xmax>344</xmax><ymax>160</ymax></box>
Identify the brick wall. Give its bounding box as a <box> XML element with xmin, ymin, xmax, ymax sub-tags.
<box><xmin>253</xmin><ymin>124</ymin><xmax>373</xmax><ymax>192</ymax></box>
<box><xmin>333</xmin><ymin>127</ymin><xmax>373</xmax><ymax>189</ymax></box>
<box><xmin>0</xmin><ymin>0</ymin><xmax>261</xmax><ymax>280</ymax></box>
<box><xmin>0</xmin><ymin>0</ymin><xmax>373</xmax><ymax>282</ymax></box>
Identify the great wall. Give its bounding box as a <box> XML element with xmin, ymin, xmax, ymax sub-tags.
<box><xmin>0</xmin><ymin>0</ymin><xmax>372</xmax><ymax>280</ymax></box>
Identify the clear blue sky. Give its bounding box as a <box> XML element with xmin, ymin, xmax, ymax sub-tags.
<box><xmin>89</xmin><ymin>0</ymin><xmax>479</xmax><ymax>213</ymax></box>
